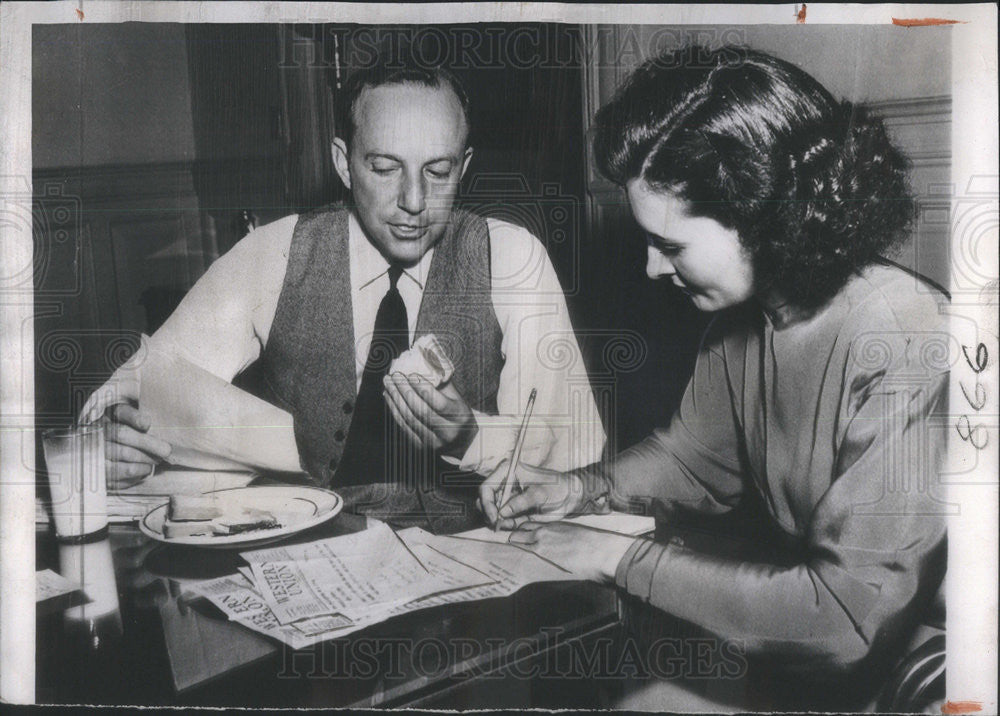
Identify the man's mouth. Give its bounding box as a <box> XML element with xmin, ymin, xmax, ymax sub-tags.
<box><xmin>389</xmin><ymin>223</ymin><xmax>429</xmax><ymax>240</ymax></box>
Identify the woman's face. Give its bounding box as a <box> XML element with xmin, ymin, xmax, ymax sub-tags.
<box><xmin>626</xmin><ymin>179</ymin><xmax>756</xmax><ymax>312</ymax></box>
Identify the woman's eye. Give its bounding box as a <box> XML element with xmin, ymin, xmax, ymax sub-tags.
<box><xmin>647</xmin><ymin>235</ymin><xmax>681</xmax><ymax>256</ymax></box>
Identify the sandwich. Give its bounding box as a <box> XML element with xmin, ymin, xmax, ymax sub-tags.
<box><xmin>389</xmin><ymin>334</ymin><xmax>455</xmax><ymax>387</ymax></box>
<box><xmin>163</xmin><ymin>495</ymin><xmax>281</xmax><ymax>538</ymax></box>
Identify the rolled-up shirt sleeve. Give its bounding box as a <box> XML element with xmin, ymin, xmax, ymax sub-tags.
<box><xmin>609</xmin><ymin>365</ymin><xmax>947</xmax><ymax>672</ymax></box>
<box><xmin>149</xmin><ymin>216</ymin><xmax>295</xmax><ymax>381</ymax></box>
<box><xmin>454</xmin><ymin>219</ymin><xmax>607</xmax><ymax>474</ymax></box>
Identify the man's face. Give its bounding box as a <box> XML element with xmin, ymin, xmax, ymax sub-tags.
<box><xmin>332</xmin><ymin>83</ymin><xmax>473</xmax><ymax>266</ymax></box>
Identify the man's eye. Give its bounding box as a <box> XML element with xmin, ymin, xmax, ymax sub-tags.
<box><xmin>370</xmin><ymin>163</ymin><xmax>399</xmax><ymax>175</ymax></box>
<box><xmin>425</xmin><ymin>166</ymin><xmax>452</xmax><ymax>180</ymax></box>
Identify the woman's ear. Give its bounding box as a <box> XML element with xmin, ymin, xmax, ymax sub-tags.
<box><xmin>331</xmin><ymin>138</ymin><xmax>352</xmax><ymax>190</ymax></box>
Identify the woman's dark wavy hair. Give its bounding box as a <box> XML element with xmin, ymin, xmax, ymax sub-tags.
<box><xmin>593</xmin><ymin>45</ymin><xmax>915</xmax><ymax>309</ymax></box>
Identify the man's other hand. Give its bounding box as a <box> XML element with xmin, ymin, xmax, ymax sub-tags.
<box><xmin>382</xmin><ymin>373</ymin><xmax>478</xmax><ymax>458</ymax></box>
<box><xmin>103</xmin><ymin>403</ymin><xmax>172</xmax><ymax>490</ymax></box>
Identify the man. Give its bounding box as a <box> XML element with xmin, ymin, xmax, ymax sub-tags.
<box><xmin>83</xmin><ymin>64</ymin><xmax>605</xmax><ymax>532</ymax></box>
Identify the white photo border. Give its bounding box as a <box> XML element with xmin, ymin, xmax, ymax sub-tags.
<box><xmin>2</xmin><ymin>2</ymin><xmax>996</xmax><ymax>708</ymax></box>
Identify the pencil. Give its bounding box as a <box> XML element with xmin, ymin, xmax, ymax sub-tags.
<box><xmin>494</xmin><ymin>388</ymin><xmax>537</xmax><ymax>530</ymax></box>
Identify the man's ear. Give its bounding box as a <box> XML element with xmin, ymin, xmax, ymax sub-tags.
<box><xmin>459</xmin><ymin>146</ymin><xmax>474</xmax><ymax>181</ymax></box>
<box><xmin>331</xmin><ymin>138</ymin><xmax>352</xmax><ymax>190</ymax></box>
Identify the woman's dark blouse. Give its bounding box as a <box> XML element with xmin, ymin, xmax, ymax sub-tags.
<box><xmin>581</xmin><ymin>263</ymin><xmax>949</xmax><ymax>670</ymax></box>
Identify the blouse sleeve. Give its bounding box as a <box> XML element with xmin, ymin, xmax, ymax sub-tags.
<box><xmin>609</xmin><ymin>333</ymin><xmax>948</xmax><ymax>672</ymax></box>
<box><xmin>574</xmin><ymin>329</ymin><xmax>745</xmax><ymax>516</ymax></box>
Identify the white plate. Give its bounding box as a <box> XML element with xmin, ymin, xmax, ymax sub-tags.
<box><xmin>139</xmin><ymin>485</ymin><xmax>343</xmax><ymax>549</ymax></box>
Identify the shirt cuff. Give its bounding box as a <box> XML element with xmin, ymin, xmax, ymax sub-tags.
<box><xmin>448</xmin><ymin>409</ymin><xmax>555</xmax><ymax>475</ymax></box>
<box><xmin>439</xmin><ymin>408</ymin><xmax>493</xmax><ymax>471</ymax></box>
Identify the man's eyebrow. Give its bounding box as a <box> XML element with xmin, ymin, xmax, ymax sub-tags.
<box><xmin>363</xmin><ymin>153</ymin><xmax>458</xmax><ymax>165</ymax></box>
<box><xmin>364</xmin><ymin>152</ymin><xmax>402</xmax><ymax>162</ymax></box>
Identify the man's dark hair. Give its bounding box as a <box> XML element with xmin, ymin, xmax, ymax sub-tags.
<box><xmin>593</xmin><ymin>45</ymin><xmax>915</xmax><ymax>309</ymax></box>
<box><xmin>334</xmin><ymin>63</ymin><xmax>472</xmax><ymax>150</ymax></box>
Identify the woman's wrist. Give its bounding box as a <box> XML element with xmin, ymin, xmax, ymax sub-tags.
<box><xmin>569</xmin><ymin>463</ymin><xmax>612</xmax><ymax>515</ymax></box>
<box><xmin>600</xmin><ymin>535</ymin><xmax>642</xmax><ymax>583</ymax></box>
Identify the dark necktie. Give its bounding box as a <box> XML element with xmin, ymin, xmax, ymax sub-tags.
<box><xmin>337</xmin><ymin>266</ymin><xmax>408</xmax><ymax>485</ymax></box>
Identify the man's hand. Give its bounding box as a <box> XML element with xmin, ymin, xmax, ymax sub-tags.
<box><xmin>382</xmin><ymin>373</ymin><xmax>478</xmax><ymax>458</ymax></box>
<box><xmin>102</xmin><ymin>403</ymin><xmax>172</xmax><ymax>491</ymax></box>
<box><xmin>508</xmin><ymin>522</ymin><xmax>637</xmax><ymax>582</ymax></box>
<box><xmin>79</xmin><ymin>376</ymin><xmax>171</xmax><ymax>490</ymax></box>
<box><xmin>477</xmin><ymin>462</ymin><xmax>586</xmax><ymax>530</ymax></box>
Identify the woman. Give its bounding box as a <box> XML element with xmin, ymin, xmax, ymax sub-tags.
<box><xmin>480</xmin><ymin>46</ymin><xmax>948</xmax><ymax>707</ymax></box>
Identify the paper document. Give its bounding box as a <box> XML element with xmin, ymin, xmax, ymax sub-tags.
<box><xmin>455</xmin><ymin>512</ymin><xmax>655</xmax><ymax>545</ymax></box>
<box><xmin>565</xmin><ymin>512</ymin><xmax>655</xmax><ymax>535</ymax></box>
<box><xmin>398</xmin><ymin>528</ymin><xmax>577</xmax><ymax>597</ymax></box>
<box><xmin>137</xmin><ymin>344</ymin><xmax>302</xmax><ymax>472</ymax></box>
<box><xmin>186</xmin><ymin>516</ymin><xmax>654</xmax><ymax>649</ymax></box>
<box><xmin>243</xmin><ymin>522</ymin><xmax>493</xmax><ymax>624</ymax></box>
<box><xmin>36</xmin><ymin>569</ymin><xmax>82</xmax><ymax>602</ymax></box>
<box><xmin>186</xmin><ymin>573</ymin><xmax>353</xmax><ymax>650</ymax></box>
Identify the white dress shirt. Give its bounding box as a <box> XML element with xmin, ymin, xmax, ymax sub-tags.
<box><xmin>148</xmin><ymin>211</ymin><xmax>606</xmax><ymax>475</ymax></box>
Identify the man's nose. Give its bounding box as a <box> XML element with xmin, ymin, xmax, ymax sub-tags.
<box><xmin>646</xmin><ymin>246</ymin><xmax>675</xmax><ymax>279</ymax></box>
<box><xmin>397</xmin><ymin>172</ymin><xmax>427</xmax><ymax>215</ymax></box>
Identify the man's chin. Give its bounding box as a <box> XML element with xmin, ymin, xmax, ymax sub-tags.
<box><xmin>380</xmin><ymin>236</ymin><xmax>437</xmax><ymax>266</ymax></box>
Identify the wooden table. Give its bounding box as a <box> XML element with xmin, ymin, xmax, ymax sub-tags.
<box><xmin>35</xmin><ymin>515</ymin><xmax>626</xmax><ymax>708</ymax></box>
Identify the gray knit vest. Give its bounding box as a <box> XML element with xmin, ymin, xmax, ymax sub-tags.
<box><xmin>259</xmin><ymin>206</ymin><xmax>503</xmax><ymax>487</ymax></box>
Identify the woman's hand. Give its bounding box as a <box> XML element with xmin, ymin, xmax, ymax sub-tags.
<box><xmin>478</xmin><ymin>463</ymin><xmax>586</xmax><ymax>530</ymax></box>
<box><xmin>508</xmin><ymin>522</ymin><xmax>638</xmax><ymax>582</ymax></box>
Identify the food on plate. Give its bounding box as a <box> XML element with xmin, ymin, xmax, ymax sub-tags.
<box><xmin>390</xmin><ymin>334</ymin><xmax>455</xmax><ymax>387</ymax></box>
<box><xmin>162</xmin><ymin>498</ymin><xmax>281</xmax><ymax>539</ymax></box>
<box><xmin>163</xmin><ymin>520</ymin><xmax>216</xmax><ymax>539</ymax></box>
<box><xmin>212</xmin><ymin>508</ymin><xmax>280</xmax><ymax>535</ymax></box>
<box><xmin>168</xmin><ymin>495</ymin><xmax>222</xmax><ymax>521</ymax></box>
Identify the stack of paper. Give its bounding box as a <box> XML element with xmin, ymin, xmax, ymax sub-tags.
<box><xmin>79</xmin><ymin>336</ymin><xmax>303</xmax><ymax>473</ymax></box>
<box><xmin>185</xmin><ymin>512</ymin><xmax>655</xmax><ymax>649</ymax></box>
<box><xmin>187</xmin><ymin>521</ymin><xmax>500</xmax><ymax>649</ymax></box>
<box><xmin>137</xmin><ymin>344</ymin><xmax>303</xmax><ymax>472</ymax></box>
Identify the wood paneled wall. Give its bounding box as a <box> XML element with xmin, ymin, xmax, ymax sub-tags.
<box><xmin>34</xmin><ymin>163</ymin><xmax>209</xmax><ymax>422</ymax></box>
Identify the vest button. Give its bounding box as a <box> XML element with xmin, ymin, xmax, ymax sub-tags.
<box><xmin>334</xmin><ymin>429</ymin><xmax>346</xmax><ymax>442</ymax></box>
<box><xmin>342</xmin><ymin>401</ymin><xmax>353</xmax><ymax>414</ymax></box>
